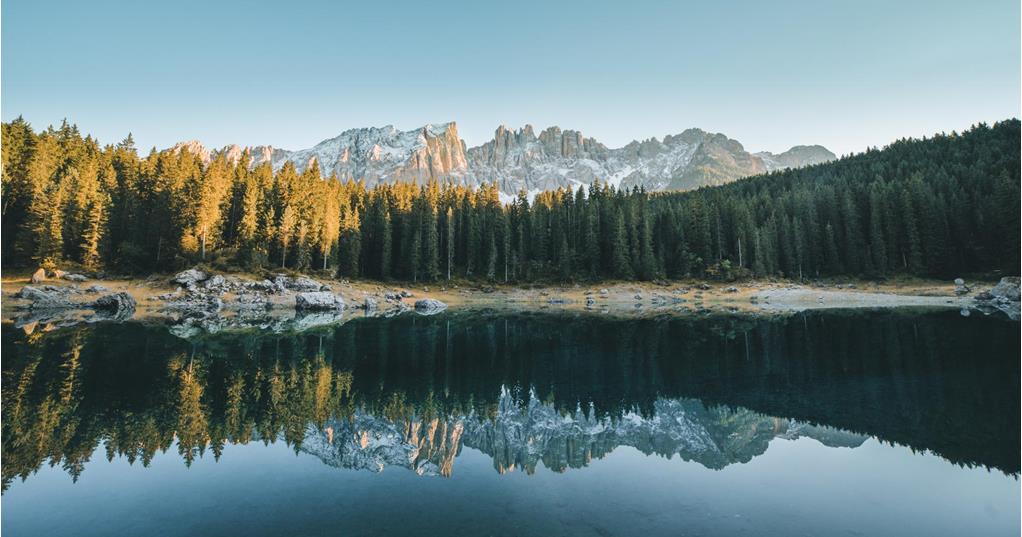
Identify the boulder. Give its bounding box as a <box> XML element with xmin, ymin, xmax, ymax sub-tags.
<box><xmin>414</xmin><ymin>298</ymin><xmax>447</xmax><ymax>315</ymax></box>
<box><xmin>90</xmin><ymin>292</ymin><xmax>137</xmax><ymax>316</ymax></box>
<box><xmin>290</xmin><ymin>276</ymin><xmax>325</xmax><ymax>292</ymax></box>
<box><xmin>15</xmin><ymin>286</ymin><xmax>74</xmax><ymax>309</ymax></box>
<box><xmin>295</xmin><ymin>292</ymin><xmax>345</xmax><ymax>311</ymax></box>
<box><xmin>164</xmin><ymin>294</ymin><xmax>223</xmax><ymax>318</ymax></box>
<box><xmin>31</xmin><ymin>268</ymin><xmax>46</xmax><ymax>284</ymax></box>
<box><xmin>953</xmin><ymin>278</ymin><xmax>970</xmax><ymax>296</ymax></box>
<box><xmin>203</xmin><ymin>274</ymin><xmax>228</xmax><ymax>291</ymax></box>
<box><xmin>173</xmin><ymin>269</ymin><xmax>209</xmax><ymax>287</ymax></box>
<box><xmin>363</xmin><ymin>296</ymin><xmax>378</xmax><ymax>311</ymax></box>
<box><xmin>988</xmin><ymin>277</ymin><xmax>1021</xmax><ymax>302</ymax></box>
<box><xmin>85</xmin><ymin>284</ymin><xmax>109</xmax><ymax>294</ymax></box>
<box><xmin>272</xmin><ymin>275</ymin><xmax>325</xmax><ymax>292</ymax></box>
<box><xmin>63</xmin><ymin>273</ymin><xmax>88</xmax><ymax>282</ymax></box>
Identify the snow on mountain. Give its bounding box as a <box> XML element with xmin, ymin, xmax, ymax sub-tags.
<box><xmin>248</xmin><ymin>122</ymin><xmax>469</xmax><ymax>185</ymax></box>
<box><xmin>169</xmin><ymin>123</ymin><xmax>835</xmax><ymax>196</ymax></box>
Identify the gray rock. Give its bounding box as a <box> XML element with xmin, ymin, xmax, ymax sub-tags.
<box><xmin>85</xmin><ymin>284</ymin><xmax>109</xmax><ymax>294</ymax></box>
<box><xmin>974</xmin><ymin>277</ymin><xmax>1021</xmax><ymax>320</ymax></box>
<box><xmin>953</xmin><ymin>278</ymin><xmax>970</xmax><ymax>296</ymax></box>
<box><xmin>723</xmin><ymin>286</ymin><xmax>739</xmax><ymax>293</ymax></box>
<box><xmin>90</xmin><ymin>292</ymin><xmax>137</xmax><ymax>317</ymax></box>
<box><xmin>414</xmin><ymin>298</ymin><xmax>447</xmax><ymax>315</ymax></box>
<box><xmin>363</xmin><ymin>296</ymin><xmax>378</xmax><ymax>311</ymax></box>
<box><xmin>290</xmin><ymin>276</ymin><xmax>325</xmax><ymax>292</ymax></box>
<box><xmin>295</xmin><ymin>292</ymin><xmax>345</xmax><ymax>311</ymax></box>
<box><xmin>15</xmin><ymin>285</ymin><xmax>74</xmax><ymax>310</ymax></box>
<box><xmin>63</xmin><ymin>273</ymin><xmax>88</xmax><ymax>282</ymax></box>
<box><xmin>164</xmin><ymin>294</ymin><xmax>223</xmax><ymax>318</ymax></box>
<box><xmin>988</xmin><ymin>277</ymin><xmax>1020</xmax><ymax>302</ymax></box>
<box><xmin>173</xmin><ymin>269</ymin><xmax>209</xmax><ymax>286</ymax></box>
<box><xmin>599</xmin><ymin>289</ymin><xmax>609</xmax><ymax>296</ymax></box>
<box><xmin>203</xmin><ymin>274</ymin><xmax>228</xmax><ymax>291</ymax></box>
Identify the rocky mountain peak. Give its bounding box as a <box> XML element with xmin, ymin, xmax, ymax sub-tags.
<box><xmin>169</xmin><ymin>140</ymin><xmax>211</xmax><ymax>162</ymax></box>
<box><xmin>167</xmin><ymin>122</ymin><xmax>835</xmax><ymax>195</ymax></box>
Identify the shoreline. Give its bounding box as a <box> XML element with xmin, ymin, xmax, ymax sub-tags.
<box><xmin>4</xmin><ymin>270</ymin><xmax>1009</xmax><ymax>336</ymax></box>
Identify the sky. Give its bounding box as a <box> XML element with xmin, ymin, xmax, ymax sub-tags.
<box><xmin>2</xmin><ymin>0</ymin><xmax>1019</xmax><ymax>156</ymax></box>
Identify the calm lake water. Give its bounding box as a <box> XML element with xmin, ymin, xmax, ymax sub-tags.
<box><xmin>2</xmin><ymin>308</ymin><xmax>1019</xmax><ymax>536</ymax></box>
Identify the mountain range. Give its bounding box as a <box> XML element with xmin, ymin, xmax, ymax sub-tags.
<box><xmin>171</xmin><ymin>122</ymin><xmax>835</xmax><ymax>196</ymax></box>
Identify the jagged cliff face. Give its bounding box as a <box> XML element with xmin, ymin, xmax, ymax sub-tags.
<box><xmin>172</xmin><ymin>123</ymin><xmax>834</xmax><ymax>195</ymax></box>
<box><xmin>248</xmin><ymin>123</ymin><xmax>470</xmax><ymax>186</ymax></box>
<box><xmin>299</xmin><ymin>390</ymin><xmax>865</xmax><ymax>477</ymax></box>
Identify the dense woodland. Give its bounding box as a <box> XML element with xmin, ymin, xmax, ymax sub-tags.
<box><xmin>1</xmin><ymin>118</ymin><xmax>1018</xmax><ymax>281</ymax></box>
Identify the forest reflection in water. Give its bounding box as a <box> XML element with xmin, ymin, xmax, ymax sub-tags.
<box><xmin>2</xmin><ymin>308</ymin><xmax>1018</xmax><ymax>490</ymax></box>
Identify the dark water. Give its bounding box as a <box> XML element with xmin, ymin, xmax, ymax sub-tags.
<box><xmin>2</xmin><ymin>309</ymin><xmax>1019</xmax><ymax>536</ymax></box>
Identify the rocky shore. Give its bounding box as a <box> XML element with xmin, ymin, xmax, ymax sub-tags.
<box><xmin>3</xmin><ymin>268</ymin><xmax>1018</xmax><ymax>337</ymax></box>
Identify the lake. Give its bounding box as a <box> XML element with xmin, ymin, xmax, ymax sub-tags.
<box><xmin>2</xmin><ymin>308</ymin><xmax>1019</xmax><ymax>536</ymax></box>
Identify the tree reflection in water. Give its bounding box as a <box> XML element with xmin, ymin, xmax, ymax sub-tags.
<box><xmin>3</xmin><ymin>308</ymin><xmax>1018</xmax><ymax>491</ymax></box>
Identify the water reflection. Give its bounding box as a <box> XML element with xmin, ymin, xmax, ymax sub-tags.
<box><xmin>2</xmin><ymin>309</ymin><xmax>1018</xmax><ymax>491</ymax></box>
<box><xmin>304</xmin><ymin>391</ymin><xmax>867</xmax><ymax>477</ymax></box>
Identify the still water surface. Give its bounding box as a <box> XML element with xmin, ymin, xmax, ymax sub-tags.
<box><xmin>2</xmin><ymin>309</ymin><xmax>1019</xmax><ymax>536</ymax></box>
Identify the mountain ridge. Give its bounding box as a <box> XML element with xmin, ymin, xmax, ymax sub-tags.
<box><xmin>169</xmin><ymin>122</ymin><xmax>835</xmax><ymax>195</ymax></box>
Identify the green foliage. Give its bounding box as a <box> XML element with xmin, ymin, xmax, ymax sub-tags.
<box><xmin>1</xmin><ymin>118</ymin><xmax>1018</xmax><ymax>280</ymax></box>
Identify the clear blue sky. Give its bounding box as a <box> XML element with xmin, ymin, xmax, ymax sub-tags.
<box><xmin>2</xmin><ymin>0</ymin><xmax>1019</xmax><ymax>155</ymax></box>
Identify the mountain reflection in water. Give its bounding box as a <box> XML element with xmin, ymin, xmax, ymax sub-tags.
<box><xmin>303</xmin><ymin>391</ymin><xmax>867</xmax><ymax>477</ymax></box>
<box><xmin>2</xmin><ymin>308</ymin><xmax>1018</xmax><ymax>491</ymax></box>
